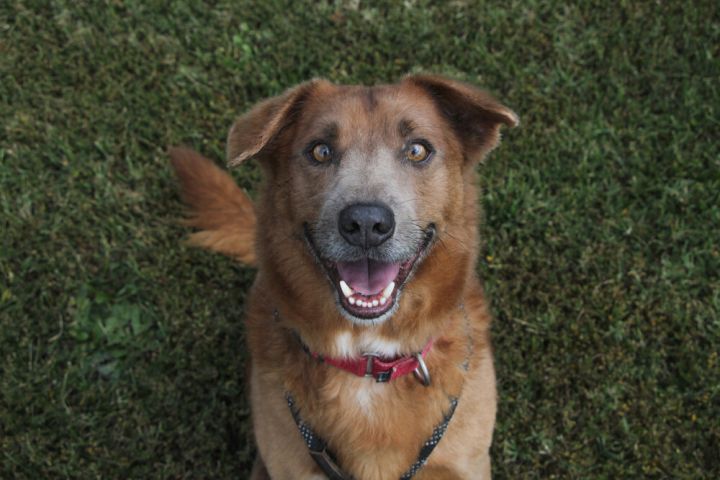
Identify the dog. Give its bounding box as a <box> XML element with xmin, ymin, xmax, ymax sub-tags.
<box><xmin>169</xmin><ymin>75</ymin><xmax>517</xmax><ymax>479</ymax></box>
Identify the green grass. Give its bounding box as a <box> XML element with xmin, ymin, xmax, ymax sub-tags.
<box><xmin>1</xmin><ymin>1</ymin><xmax>718</xmax><ymax>478</ymax></box>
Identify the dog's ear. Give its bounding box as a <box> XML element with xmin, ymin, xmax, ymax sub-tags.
<box><xmin>227</xmin><ymin>79</ymin><xmax>327</xmax><ymax>167</ymax></box>
<box><xmin>404</xmin><ymin>75</ymin><xmax>518</xmax><ymax>163</ymax></box>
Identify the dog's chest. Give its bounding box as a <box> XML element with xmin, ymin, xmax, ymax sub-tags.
<box><xmin>332</xmin><ymin>332</ymin><xmax>402</xmax><ymax>417</ymax></box>
<box><xmin>290</xmin><ymin>333</ymin><xmax>454</xmax><ymax>478</ymax></box>
<box><xmin>352</xmin><ymin>384</ymin><xmax>381</xmax><ymax>415</ymax></box>
<box><xmin>310</xmin><ymin>373</ymin><xmax>454</xmax><ymax>480</ymax></box>
<box><xmin>334</xmin><ymin>332</ymin><xmax>410</xmax><ymax>414</ymax></box>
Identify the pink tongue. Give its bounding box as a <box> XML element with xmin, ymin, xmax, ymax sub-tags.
<box><xmin>336</xmin><ymin>258</ymin><xmax>400</xmax><ymax>295</ymax></box>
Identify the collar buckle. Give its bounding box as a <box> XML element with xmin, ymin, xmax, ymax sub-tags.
<box><xmin>363</xmin><ymin>353</ymin><xmax>394</xmax><ymax>383</ymax></box>
<box><xmin>363</xmin><ymin>352</ymin><xmax>377</xmax><ymax>377</ymax></box>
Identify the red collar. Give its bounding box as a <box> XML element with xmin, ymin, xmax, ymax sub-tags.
<box><xmin>306</xmin><ymin>339</ymin><xmax>433</xmax><ymax>384</ymax></box>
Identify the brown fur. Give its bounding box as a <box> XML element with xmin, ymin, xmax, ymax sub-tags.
<box><xmin>170</xmin><ymin>147</ymin><xmax>257</xmax><ymax>265</ymax></box>
<box><xmin>170</xmin><ymin>75</ymin><xmax>517</xmax><ymax>479</ymax></box>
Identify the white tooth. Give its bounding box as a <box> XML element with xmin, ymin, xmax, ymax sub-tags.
<box><xmin>380</xmin><ymin>296</ymin><xmax>387</xmax><ymax>305</ymax></box>
<box><xmin>349</xmin><ymin>297</ymin><xmax>356</xmax><ymax>305</ymax></box>
<box><xmin>372</xmin><ymin>300</ymin><xmax>379</xmax><ymax>307</ymax></box>
<box><xmin>339</xmin><ymin>280</ymin><xmax>353</xmax><ymax>298</ymax></box>
<box><xmin>362</xmin><ymin>301</ymin><xmax>369</xmax><ymax>308</ymax></box>
<box><xmin>382</xmin><ymin>282</ymin><xmax>395</xmax><ymax>299</ymax></box>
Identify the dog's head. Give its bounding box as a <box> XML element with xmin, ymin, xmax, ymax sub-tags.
<box><xmin>228</xmin><ymin>75</ymin><xmax>517</xmax><ymax>326</ymax></box>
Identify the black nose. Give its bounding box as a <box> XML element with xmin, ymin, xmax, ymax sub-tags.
<box><xmin>338</xmin><ymin>202</ymin><xmax>395</xmax><ymax>248</ymax></box>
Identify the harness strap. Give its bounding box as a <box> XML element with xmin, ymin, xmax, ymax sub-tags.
<box><xmin>286</xmin><ymin>394</ymin><xmax>351</xmax><ymax>480</ymax></box>
<box><xmin>286</xmin><ymin>393</ymin><xmax>458</xmax><ymax>480</ymax></box>
<box><xmin>400</xmin><ymin>396</ymin><xmax>459</xmax><ymax>479</ymax></box>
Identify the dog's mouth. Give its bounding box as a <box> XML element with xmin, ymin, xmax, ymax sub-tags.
<box><xmin>304</xmin><ymin>225</ymin><xmax>435</xmax><ymax>322</ymax></box>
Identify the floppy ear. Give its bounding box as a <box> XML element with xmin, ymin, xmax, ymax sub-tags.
<box><xmin>226</xmin><ymin>79</ymin><xmax>327</xmax><ymax>167</ymax></box>
<box><xmin>404</xmin><ymin>74</ymin><xmax>518</xmax><ymax>163</ymax></box>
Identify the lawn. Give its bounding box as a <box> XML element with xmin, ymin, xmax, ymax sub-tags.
<box><xmin>1</xmin><ymin>1</ymin><xmax>718</xmax><ymax>478</ymax></box>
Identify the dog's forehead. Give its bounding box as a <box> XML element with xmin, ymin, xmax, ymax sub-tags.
<box><xmin>298</xmin><ymin>83</ymin><xmax>444</xmax><ymax>142</ymax></box>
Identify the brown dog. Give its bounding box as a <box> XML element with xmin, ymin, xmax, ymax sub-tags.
<box><xmin>170</xmin><ymin>75</ymin><xmax>517</xmax><ymax>479</ymax></box>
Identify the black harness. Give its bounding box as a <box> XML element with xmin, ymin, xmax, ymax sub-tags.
<box><xmin>286</xmin><ymin>393</ymin><xmax>458</xmax><ymax>480</ymax></box>
<box><xmin>281</xmin><ymin>302</ymin><xmax>473</xmax><ymax>479</ymax></box>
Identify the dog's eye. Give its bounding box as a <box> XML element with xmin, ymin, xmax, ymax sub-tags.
<box><xmin>405</xmin><ymin>142</ymin><xmax>430</xmax><ymax>163</ymax></box>
<box><xmin>311</xmin><ymin>143</ymin><xmax>333</xmax><ymax>163</ymax></box>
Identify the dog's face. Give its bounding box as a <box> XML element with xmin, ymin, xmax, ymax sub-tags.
<box><xmin>290</xmin><ymin>85</ymin><xmax>456</xmax><ymax>324</ymax></box>
<box><xmin>228</xmin><ymin>76</ymin><xmax>516</xmax><ymax>326</ymax></box>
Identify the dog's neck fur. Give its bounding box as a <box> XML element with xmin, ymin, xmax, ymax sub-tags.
<box><xmin>331</xmin><ymin>330</ymin><xmax>403</xmax><ymax>359</ymax></box>
<box><xmin>257</xmin><ymin>268</ymin><xmax>476</xmax><ymax>361</ymax></box>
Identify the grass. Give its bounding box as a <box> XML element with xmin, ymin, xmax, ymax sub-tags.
<box><xmin>1</xmin><ymin>1</ymin><xmax>718</xmax><ymax>478</ymax></box>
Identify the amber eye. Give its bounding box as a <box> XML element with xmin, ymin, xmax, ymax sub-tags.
<box><xmin>311</xmin><ymin>143</ymin><xmax>333</xmax><ymax>163</ymax></box>
<box><xmin>406</xmin><ymin>142</ymin><xmax>430</xmax><ymax>163</ymax></box>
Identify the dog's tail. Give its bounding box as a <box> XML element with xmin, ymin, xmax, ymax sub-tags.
<box><xmin>169</xmin><ymin>147</ymin><xmax>257</xmax><ymax>266</ymax></box>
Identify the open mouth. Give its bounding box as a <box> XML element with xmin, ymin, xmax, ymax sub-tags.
<box><xmin>304</xmin><ymin>225</ymin><xmax>435</xmax><ymax>321</ymax></box>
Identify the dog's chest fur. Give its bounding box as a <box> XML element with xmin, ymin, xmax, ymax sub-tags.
<box><xmin>273</xmin><ymin>306</ymin><xmax>471</xmax><ymax>479</ymax></box>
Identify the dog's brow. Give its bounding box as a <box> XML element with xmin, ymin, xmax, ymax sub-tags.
<box><xmin>320</xmin><ymin>122</ymin><xmax>339</xmax><ymax>142</ymax></box>
<box><xmin>398</xmin><ymin>119</ymin><xmax>416</xmax><ymax>138</ymax></box>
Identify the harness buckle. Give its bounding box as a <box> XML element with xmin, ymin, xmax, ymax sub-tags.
<box><xmin>308</xmin><ymin>448</ymin><xmax>351</xmax><ymax>480</ymax></box>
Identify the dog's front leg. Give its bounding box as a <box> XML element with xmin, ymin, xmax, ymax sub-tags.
<box><xmin>249</xmin><ymin>456</ymin><xmax>270</xmax><ymax>480</ymax></box>
<box><xmin>414</xmin><ymin>463</ymin><xmax>489</xmax><ymax>480</ymax></box>
<box><xmin>250</xmin><ymin>367</ymin><xmax>327</xmax><ymax>479</ymax></box>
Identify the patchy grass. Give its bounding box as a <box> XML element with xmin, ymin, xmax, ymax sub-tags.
<box><xmin>1</xmin><ymin>1</ymin><xmax>718</xmax><ymax>478</ymax></box>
